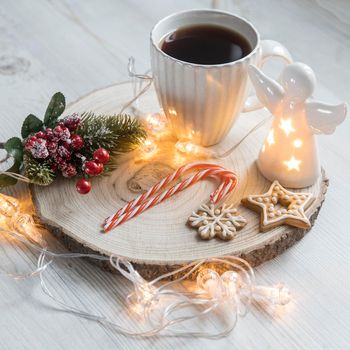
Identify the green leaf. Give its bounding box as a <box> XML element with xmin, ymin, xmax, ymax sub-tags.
<box><xmin>21</xmin><ymin>114</ymin><xmax>43</xmax><ymax>138</ymax></box>
<box><xmin>0</xmin><ymin>137</ymin><xmax>23</xmax><ymax>187</ymax></box>
<box><xmin>44</xmin><ymin>92</ymin><xmax>66</xmax><ymax>128</ymax></box>
<box><xmin>0</xmin><ymin>162</ymin><xmax>20</xmax><ymax>187</ymax></box>
<box><xmin>4</xmin><ymin>137</ymin><xmax>23</xmax><ymax>164</ymax></box>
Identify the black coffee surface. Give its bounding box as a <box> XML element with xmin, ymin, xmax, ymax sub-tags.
<box><xmin>161</xmin><ymin>25</ymin><xmax>252</xmax><ymax>65</ymax></box>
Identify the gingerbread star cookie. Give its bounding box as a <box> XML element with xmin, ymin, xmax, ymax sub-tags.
<box><xmin>241</xmin><ymin>180</ymin><xmax>314</xmax><ymax>232</ymax></box>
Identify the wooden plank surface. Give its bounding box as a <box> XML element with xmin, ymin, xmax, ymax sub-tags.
<box><xmin>0</xmin><ymin>0</ymin><xmax>350</xmax><ymax>349</ymax></box>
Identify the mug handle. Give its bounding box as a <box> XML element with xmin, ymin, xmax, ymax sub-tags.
<box><xmin>243</xmin><ymin>40</ymin><xmax>293</xmax><ymax>112</ymax></box>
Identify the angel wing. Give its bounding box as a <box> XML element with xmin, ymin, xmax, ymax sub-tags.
<box><xmin>305</xmin><ymin>101</ymin><xmax>347</xmax><ymax>135</ymax></box>
<box><xmin>248</xmin><ymin>65</ymin><xmax>285</xmax><ymax>114</ymax></box>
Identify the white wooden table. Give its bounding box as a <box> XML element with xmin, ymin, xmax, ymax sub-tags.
<box><xmin>1</xmin><ymin>1</ymin><xmax>350</xmax><ymax>349</ymax></box>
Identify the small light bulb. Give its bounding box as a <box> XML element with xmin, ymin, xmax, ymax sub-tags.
<box><xmin>10</xmin><ymin>213</ymin><xmax>45</xmax><ymax>245</ymax></box>
<box><xmin>140</xmin><ymin>283</ymin><xmax>157</xmax><ymax>302</ymax></box>
<box><xmin>175</xmin><ymin>141</ymin><xmax>198</xmax><ymax>155</ymax></box>
<box><xmin>221</xmin><ymin>271</ymin><xmax>242</xmax><ymax>298</ymax></box>
<box><xmin>197</xmin><ymin>268</ymin><xmax>222</xmax><ymax>298</ymax></box>
<box><xmin>0</xmin><ymin>194</ymin><xmax>19</xmax><ymax>217</ymax></box>
<box><xmin>140</xmin><ymin>138</ymin><xmax>157</xmax><ymax>158</ymax></box>
<box><xmin>131</xmin><ymin>282</ymin><xmax>158</xmax><ymax>315</ymax></box>
<box><xmin>254</xmin><ymin>283</ymin><xmax>292</xmax><ymax>306</ymax></box>
<box><xmin>145</xmin><ymin>112</ymin><xmax>167</xmax><ymax>133</ymax></box>
<box><xmin>11</xmin><ymin>213</ymin><xmax>34</xmax><ymax>235</ymax></box>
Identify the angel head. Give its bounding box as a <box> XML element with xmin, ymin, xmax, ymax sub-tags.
<box><xmin>280</xmin><ymin>63</ymin><xmax>316</xmax><ymax>103</ymax></box>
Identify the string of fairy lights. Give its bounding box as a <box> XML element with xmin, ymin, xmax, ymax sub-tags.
<box><xmin>0</xmin><ymin>193</ymin><xmax>291</xmax><ymax>337</ymax></box>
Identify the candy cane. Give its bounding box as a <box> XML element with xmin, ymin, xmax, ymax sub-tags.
<box><xmin>103</xmin><ymin>163</ymin><xmax>238</xmax><ymax>232</ymax></box>
<box><xmin>104</xmin><ymin>163</ymin><xmax>226</xmax><ymax>226</ymax></box>
<box><xmin>104</xmin><ymin>170</ymin><xmax>236</xmax><ymax>231</ymax></box>
<box><xmin>104</xmin><ymin>165</ymin><xmax>234</xmax><ymax>230</ymax></box>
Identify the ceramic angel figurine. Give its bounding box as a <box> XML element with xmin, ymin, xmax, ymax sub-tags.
<box><xmin>248</xmin><ymin>62</ymin><xmax>347</xmax><ymax>188</ymax></box>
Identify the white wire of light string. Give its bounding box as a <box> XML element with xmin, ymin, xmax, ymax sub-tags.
<box><xmin>0</xmin><ymin>216</ymin><xmax>260</xmax><ymax>339</ymax></box>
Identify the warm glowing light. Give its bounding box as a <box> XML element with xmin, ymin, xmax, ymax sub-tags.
<box><xmin>283</xmin><ymin>156</ymin><xmax>301</xmax><ymax>171</ymax></box>
<box><xmin>168</xmin><ymin>108</ymin><xmax>177</xmax><ymax>116</ymax></box>
<box><xmin>140</xmin><ymin>138</ymin><xmax>157</xmax><ymax>159</ymax></box>
<box><xmin>293</xmin><ymin>139</ymin><xmax>303</xmax><ymax>148</ymax></box>
<box><xmin>261</xmin><ymin>144</ymin><xmax>266</xmax><ymax>153</ymax></box>
<box><xmin>0</xmin><ymin>193</ymin><xmax>44</xmax><ymax>245</ymax></box>
<box><xmin>221</xmin><ymin>271</ymin><xmax>242</xmax><ymax>298</ymax></box>
<box><xmin>196</xmin><ymin>268</ymin><xmax>292</xmax><ymax>306</ymax></box>
<box><xmin>254</xmin><ymin>284</ymin><xmax>292</xmax><ymax>306</ymax></box>
<box><xmin>130</xmin><ymin>281</ymin><xmax>158</xmax><ymax>315</ymax></box>
<box><xmin>279</xmin><ymin>118</ymin><xmax>295</xmax><ymax>136</ymax></box>
<box><xmin>145</xmin><ymin>112</ymin><xmax>167</xmax><ymax>133</ymax></box>
<box><xmin>0</xmin><ymin>194</ymin><xmax>19</xmax><ymax>217</ymax></box>
<box><xmin>175</xmin><ymin>141</ymin><xmax>198</xmax><ymax>154</ymax></box>
<box><xmin>267</xmin><ymin>129</ymin><xmax>275</xmax><ymax>146</ymax></box>
<box><xmin>136</xmin><ymin>282</ymin><xmax>157</xmax><ymax>304</ymax></box>
<box><xmin>197</xmin><ymin>269</ymin><xmax>222</xmax><ymax>298</ymax></box>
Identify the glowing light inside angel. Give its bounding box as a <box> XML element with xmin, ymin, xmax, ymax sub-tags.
<box><xmin>283</xmin><ymin>156</ymin><xmax>302</xmax><ymax>171</ymax></box>
<box><xmin>279</xmin><ymin>118</ymin><xmax>295</xmax><ymax>136</ymax></box>
<box><xmin>267</xmin><ymin>129</ymin><xmax>275</xmax><ymax>145</ymax></box>
<box><xmin>293</xmin><ymin>139</ymin><xmax>303</xmax><ymax>148</ymax></box>
<box><xmin>248</xmin><ymin>62</ymin><xmax>347</xmax><ymax>188</ymax></box>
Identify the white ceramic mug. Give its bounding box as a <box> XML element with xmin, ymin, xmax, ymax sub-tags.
<box><xmin>150</xmin><ymin>9</ymin><xmax>293</xmax><ymax>146</ymax></box>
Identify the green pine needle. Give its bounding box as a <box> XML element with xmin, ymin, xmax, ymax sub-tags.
<box><xmin>23</xmin><ymin>155</ymin><xmax>56</xmax><ymax>186</ymax></box>
<box><xmin>77</xmin><ymin>112</ymin><xmax>146</xmax><ymax>156</ymax></box>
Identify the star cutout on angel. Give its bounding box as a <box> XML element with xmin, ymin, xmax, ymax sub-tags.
<box><xmin>242</xmin><ymin>180</ymin><xmax>314</xmax><ymax>232</ymax></box>
<box><xmin>284</xmin><ymin>156</ymin><xmax>301</xmax><ymax>171</ymax></box>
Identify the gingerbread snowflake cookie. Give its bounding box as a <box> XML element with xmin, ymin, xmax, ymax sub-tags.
<box><xmin>241</xmin><ymin>180</ymin><xmax>314</xmax><ymax>232</ymax></box>
<box><xmin>188</xmin><ymin>203</ymin><xmax>247</xmax><ymax>240</ymax></box>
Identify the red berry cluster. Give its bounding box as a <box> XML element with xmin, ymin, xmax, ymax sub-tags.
<box><xmin>25</xmin><ymin>113</ymin><xmax>83</xmax><ymax>178</ymax></box>
<box><xmin>24</xmin><ymin>113</ymin><xmax>110</xmax><ymax>195</ymax></box>
<box><xmin>76</xmin><ymin>148</ymin><xmax>110</xmax><ymax>194</ymax></box>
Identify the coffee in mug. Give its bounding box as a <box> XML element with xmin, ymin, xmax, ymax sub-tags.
<box><xmin>161</xmin><ymin>25</ymin><xmax>252</xmax><ymax>65</ymax></box>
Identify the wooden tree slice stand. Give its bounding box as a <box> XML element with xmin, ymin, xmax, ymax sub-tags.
<box><xmin>32</xmin><ymin>82</ymin><xmax>328</xmax><ymax>279</ymax></box>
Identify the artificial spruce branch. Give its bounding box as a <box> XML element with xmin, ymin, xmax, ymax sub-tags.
<box><xmin>23</xmin><ymin>155</ymin><xmax>56</xmax><ymax>186</ymax></box>
<box><xmin>77</xmin><ymin>112</ymin><xmax>146</xmax><ymax>156</ymax></box>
